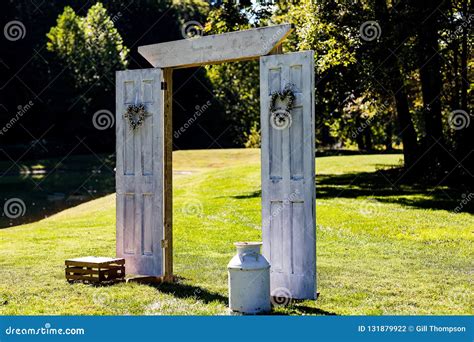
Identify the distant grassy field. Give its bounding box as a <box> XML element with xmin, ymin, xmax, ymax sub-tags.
<box><xmin>0</xmin><ymin>149</ymin><xmax>472</xmax><ymax>315</ymax></box>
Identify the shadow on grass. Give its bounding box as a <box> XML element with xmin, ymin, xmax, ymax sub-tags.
<box><xmin>151</xmin><ymin>281</ymin><xmax>228</xmax><ymax>305</ymax></box>
<box><xmin>231</xmin><ymin>168</ymin><xmax>473</xmax><ymax>214</ymax></box>
<box><xmin>316</xmin><ymin>149</ymin><xmax>402</xmax><ymax>157</ymax></box>
<box><xmin>317</xmin><ymin>169</ymin><xmax>473</xmax><ymax>214</ymax></box>
<box><xmin>230</xmin><ymin>189</ymin><xmax>261</xmax><ymax>199</ymax></box>
<box><xmin>270</xmin><ymin>304</ymin><xmax>338</xmax><ymax>316</ymax></box>
<box><xmin>149</xmin><ymin>283</ymin><xmax>337</xmax><ymax>316</ymax></box>
<box><xmin>150</xmin><ymin>280</ymin><xmax>337</xmax><ymax>316</ymax></box>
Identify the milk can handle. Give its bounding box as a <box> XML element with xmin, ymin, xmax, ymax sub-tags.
<box><xmin>240</xmin><ymin>252</ymin><xmax>259</xmax><ymax>261</ymax></box>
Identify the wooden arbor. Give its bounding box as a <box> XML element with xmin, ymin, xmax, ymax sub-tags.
<box><xmin>116</xmin><ymin>24</ymin><xmax>316</xmax><ymax>299</ymax></box>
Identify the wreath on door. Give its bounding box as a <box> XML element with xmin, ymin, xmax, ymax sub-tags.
<box><xmin>124</xmin><ymin>104</ymin><xmax>149</xmax><ymax>131</ymax></box>
<box><xmin>269</xmin><ymin>83</ymin><xmax>296</xmax><ymax>130</ymax></box>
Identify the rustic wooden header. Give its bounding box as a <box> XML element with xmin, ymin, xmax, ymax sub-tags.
<box><xmin>138</xmin><ymin>24</ymin><xmax>293</xmax><ymax>69</ymax></box>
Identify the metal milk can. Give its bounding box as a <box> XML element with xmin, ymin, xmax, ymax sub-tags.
<box><xmin>227</xmin><ymin>242</ymin><xmax>271</xmax><ymax>314</ymax></box>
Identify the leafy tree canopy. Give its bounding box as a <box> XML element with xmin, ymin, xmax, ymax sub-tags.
<box><xmin>47</xmin><ymin>3</ymin><xmax>129</xmax><ymax>93</ymax></box>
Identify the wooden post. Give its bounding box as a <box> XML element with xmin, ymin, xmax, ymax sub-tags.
<box><xmin>270</xmin><ymin>43</ymin><xmax>283</xmax><ymax>55</ymax></box>
<box><xmin>163</xmin><ymin>68</ymin><xmax>173</xmax><ymax>282</ymax></box>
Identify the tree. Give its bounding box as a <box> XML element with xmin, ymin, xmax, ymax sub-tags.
<box><xmin>44</xmin><ymin>3</ymin><xmax>129</xmax><ymax>151</ymax></box>
<box><xmin>47</xmin><ymin>3</ymin><xmax>129</xmax><ymax>95</ymax></box>
<box><xmin>277</xmin><ymin>0</ymin><xmax>405</xmax><ymax>152</ymax></box>
<box><xmin>204</xmin><ymin>1</ymin><xmax>270</xmax><ymax>146</ymax></box>
<box><xmin>372</xmin><ymin>0</ymin><xmax>419</xmax><ymax>166</ymax></box>
<box><xmin>451</xmin><ymin>0</ymin><xmax>473</xmax><ymax>175</ymax></box>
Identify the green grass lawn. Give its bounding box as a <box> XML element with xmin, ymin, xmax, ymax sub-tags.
<box><xmin>0</xmin><ymin>149</ymin><xmax>472</xmax><ymax>315</ymax></box>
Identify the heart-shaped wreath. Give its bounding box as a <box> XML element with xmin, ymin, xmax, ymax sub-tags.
<box><xmin>269</xmin><ymin>83</ymin><xmax>296</xmax><ymax>130</ymax></box>
<box><xmin>270</xmin><ymin>83</ymin><xmax>296</xmax><ymax>113</ymax></box>
<box><xmin>124</xmin><ymin>104</ymin><xmax>149</xmax><ymax>131</ymax></box>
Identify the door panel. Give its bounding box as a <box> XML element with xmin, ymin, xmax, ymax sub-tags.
<box><xmin>116</xmin><ymin>69</ymin><xmax>164</xmax><ymax>276</ymax></box>
<box><xmin>260</xmin><ymin>51</ymin><xmax>316</xmax><ymax>299</ymax></box>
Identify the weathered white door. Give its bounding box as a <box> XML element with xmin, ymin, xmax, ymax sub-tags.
<box><xmin>116</xmin><ymin>69</ymin><xmax>164</xmax><ymax>276</ymax></box>
<box><xmin>260</xmin><ymin>51</ymin><xmax>316</xmax><ymax>299</ymax></box>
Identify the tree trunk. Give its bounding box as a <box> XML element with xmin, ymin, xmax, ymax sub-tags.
<box><xmin>355</xmin><ymin>115</ymin><xmax>365</xmax><ymax>150</ymax></box>
<box><xmin>456</xmin><ymin>0</ymin><xmax>473</xmax><ymax>178</ymax></box>
<box><xmin>450</xmin><ymin>1</ymin><xmax>460</xmax><ymax>110</ymax></box>
<box><xmin>364</xmin><ymin>125</ymin><xmax>373</xmax><ymax>151</ymax></box>
<box><xmin>374</xmin><ymin>0</ymin><xmax>419</xmax><ymax>168</ymax></box>
<box><xmin>416</xmin><ymin>0</ymin><xmax>444</xmax><ymax>147</ymax></box>
<box><xmin>385</xmin><ymin>120</ymin><xmax>393</xmax><ymax>151</ymax></box>
<box><xmin>452</xmin><ymin>43</ymin><xmax>460</xmax><ymax>109</ymax></box>
<box><xmin>393</xmin><ymin>83</ymin><xmax>419</xmax><ymax>167</ymax></box>
<box><xmin>320</xmin><ymin>122</ymin><xmax>333</xmax><ymax>147</ymax></box>
<box><xmin>460</xmin><ymin>0</ymin><xmax>469</xmax><ymax>111</ymax></box>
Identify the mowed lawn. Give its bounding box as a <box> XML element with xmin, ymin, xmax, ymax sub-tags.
<box><xmin>0</xmin><ymin>149</ymin><xmax>472</xmax><ymax>315</ymax></box>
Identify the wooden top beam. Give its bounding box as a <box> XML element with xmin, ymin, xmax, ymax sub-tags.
<box><xmin>138</xmin><ymin>24</ymin><xmax>293</xmax><ymax>69</ymax></box>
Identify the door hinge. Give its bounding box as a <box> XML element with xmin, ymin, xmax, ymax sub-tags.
<box><xmin>161</xmin><ymin>239</ymin><xmax>169</xmax><ymax>248</ymax></box>
<box><xmin>161</xmin><ymin>81</ymin><xmax>167</xmax><ymax>90</ymax></box>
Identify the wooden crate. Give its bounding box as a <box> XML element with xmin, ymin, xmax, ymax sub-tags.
<box><xmin>65</xmin><ymin>257</ymin><xmax>125</xmax><ymax>284</ymax></box>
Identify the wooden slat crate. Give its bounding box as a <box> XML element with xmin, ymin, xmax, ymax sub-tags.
<box><xmin>65</xmin><ymin>257</ymin><xmax>125</xmax><ymax>284</ymax></box>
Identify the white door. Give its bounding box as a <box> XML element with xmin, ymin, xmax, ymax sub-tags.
<box><xmin>260</xmin><ymin>51</ymin><xmax>316</xmax><ymax>299</ymax></box>
<box><xmin>116</xmin><ymin>69</ymin><xmax>164</xmax><ymax>276</ymax></box>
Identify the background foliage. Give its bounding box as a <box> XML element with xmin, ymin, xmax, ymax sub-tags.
<box><xmin>0</xmin><ymin>0</ymin><xmax>472</xmax><ymax>184</ymax></box>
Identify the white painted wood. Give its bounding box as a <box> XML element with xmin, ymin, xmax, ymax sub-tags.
<box><xmin>138</xmin><ymin>24</ymin><xmax>292</xmax><ymax>68</ymax></box>
<box><xmin>116</xmin><ymin>68</ymin><xmax>164</xmax><ymax>276</ymax></box>
<box><xmin>260</xmin><ymin>51</ymin><xmax>316</xmax><ymax>299</ymax></box>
